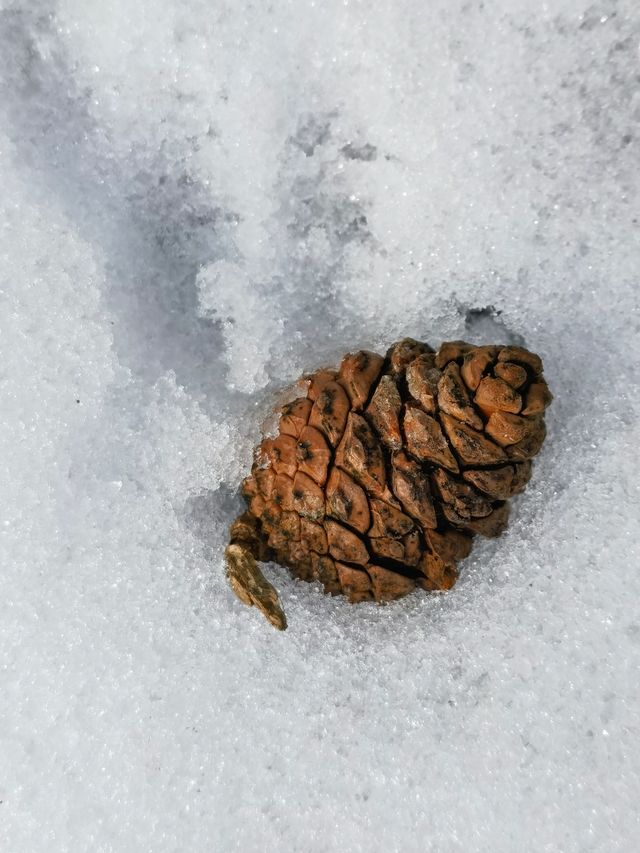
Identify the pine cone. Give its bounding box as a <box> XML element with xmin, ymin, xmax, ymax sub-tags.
<box><xmin>226</xmin><ymin>339</ymin><xmax>552</xmax><ymax>629</ymax></box>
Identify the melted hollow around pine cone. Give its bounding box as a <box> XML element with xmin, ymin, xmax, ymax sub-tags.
<box><xmin>229</xmin><ymin>339</ymin><xmax>552</xmax><ymax>627</ymax></box>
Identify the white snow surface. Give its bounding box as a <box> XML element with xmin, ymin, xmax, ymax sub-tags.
<box><xmin>1</xmin><ymin>1</ymin><xmax>640</xmax><ymax>850</ymax></box>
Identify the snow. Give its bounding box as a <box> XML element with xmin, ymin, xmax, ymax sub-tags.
<box><xmin>1</xmin><ymin>0</ymin><xmax>639</xmax><ymax>850</ymax></box>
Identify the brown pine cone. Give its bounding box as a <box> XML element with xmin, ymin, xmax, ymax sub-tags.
<box><xmin>226</xmin><ymin>339</ymin><xmax>552</xmax><ymax>629</ymax></box>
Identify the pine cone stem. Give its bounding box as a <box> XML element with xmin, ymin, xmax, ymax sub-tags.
<box><xmin>225</xmin><ymin>539</ymin><xmax>287</xmax><ymax>630</ymax></box>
